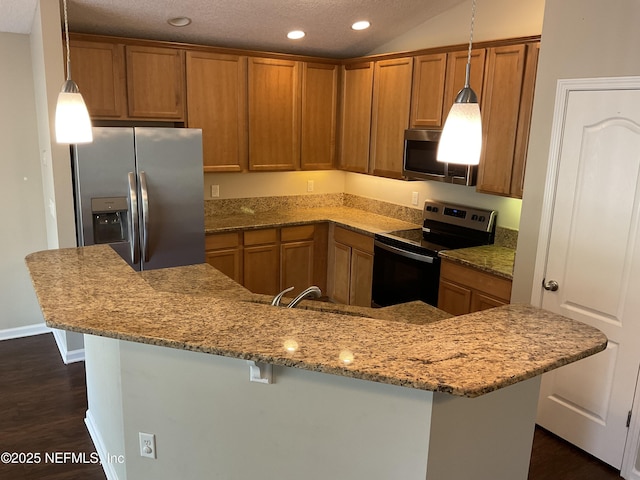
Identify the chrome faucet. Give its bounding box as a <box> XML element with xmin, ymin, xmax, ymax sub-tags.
<box><xmin>271</xmin><ymin>286</ymin><xmax>294</xmax><ymax>306</ymax></box>
<box><xmin>286</xmin><ymin>286</ymin><xmax>322</xmax><ymax>308</ymax></box>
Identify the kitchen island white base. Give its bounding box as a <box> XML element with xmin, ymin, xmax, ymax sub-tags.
<box><xmin>85</xmin><ymin>335</ymin><xmax>540</xmax><ymax>480</ymax></box>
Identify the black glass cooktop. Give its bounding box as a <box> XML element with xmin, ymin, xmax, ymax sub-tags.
<box><xmin>375</xmin><ymin>228</ymin><xmax>449</xmax><ymax>256</ymax></box>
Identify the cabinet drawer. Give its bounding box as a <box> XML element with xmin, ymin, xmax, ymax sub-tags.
<box><xmin>206</xmin><ymin>232</ymin><xmax>241</xmax><ymax>250</ymax></box>
<box><xmin>440</xmin><ymin>260</ymin><xmax>512</xmax><ymax>302</ymax></box>
<box><xmin>281</xmin><ymin>224</ymin><xmax>315</xmax><ymax>242</ymax></box>
<box><xmin>243</xmin><ymin>228</ymin><xmax>278</xmax><ymax>246</ymax></box>
<box><xmin>333</xmin><ymin>226</ymin><xmax>374</xmax><ymax>254</ymax></box>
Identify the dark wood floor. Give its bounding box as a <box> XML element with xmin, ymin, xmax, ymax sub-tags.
<box><xmin>0</xmin><ymin>334</ymin><xmax>105</xmax><ymax>480</ymax></box>
<box><xmin>0</xmin><ymin>333</ymin><xmax>624</xmax><ymax>479</ymax></box>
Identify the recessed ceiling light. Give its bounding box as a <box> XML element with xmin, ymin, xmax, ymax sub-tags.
<box><xmin>351</xmin><ymin>20</ymin><xmax>371</xmax><ymax>31</ymax></box>
<box><xmin>168</xmin><ymin>17</ymin><xmax>192</xmax><ymax>27</ymax></box>
<box><xmin>287</xmin><ymin>30</ymin><xmax>306</xmax><ymax>40</ymax></box>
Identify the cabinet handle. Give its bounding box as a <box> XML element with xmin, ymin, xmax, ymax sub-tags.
<box><xmin>542</xmin><ymin>279</ymin><xmax>559</xmax><ymax>292</ymax></box>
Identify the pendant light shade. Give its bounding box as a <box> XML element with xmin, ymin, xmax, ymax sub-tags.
<box><xmin>437</xmin><ymin>86</ymin><xmax>482</xmax><ymax>165</ymax></box>
<box><xmin>437</xmin><ymin>0</ymin><xmax>480</xmax><ymax>165</ymax></box>
<box><xmin>55</xmin><ymin>0</ymin><xmax>93</xmax><ymax>144</ymax></box>
<box><xmin>55</xmin><ymin>80</ymin><xmax>93</xmax><ymax>144</ymax></box>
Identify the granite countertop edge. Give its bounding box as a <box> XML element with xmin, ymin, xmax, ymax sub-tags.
<box><xmin>25</xmin><ymin>246</ymin><xmax>607</xmax><ymax>399</ymax></box>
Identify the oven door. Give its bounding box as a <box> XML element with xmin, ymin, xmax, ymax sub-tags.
<box><xmin>372</xmin><ymin>241</ymin><xmax>441</xmax><ymax>307</ymax></box>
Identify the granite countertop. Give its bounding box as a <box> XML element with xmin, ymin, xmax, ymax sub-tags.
<box><xmin>25</xmin><ymin>245</ymin><xmax>607</xmax><ymax>398</ymax></box>
<box><xmin>439</xmin><ymin>245</ymin><xmax>516</xmax><ymax>280</ymax></box>
<box><xmin>205</xmin><ymin>205</ymin><xmax>516</xmax><ymax>279</ymax></box>
<box><xmin>204</xmin><ymin>205</ymin><xmax>419</xmax><ymax>236</ymax></box>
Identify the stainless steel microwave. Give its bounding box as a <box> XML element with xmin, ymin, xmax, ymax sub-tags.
<box><xmin>402</xmin><ymin>129</ymin><xmax>477</xmax><ymax>186</ymax></box>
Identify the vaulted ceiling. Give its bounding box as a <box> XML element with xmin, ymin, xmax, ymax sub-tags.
<box><xmin>1</xmin><ymin>0</ymin><xmax>467</xmax><ymax>58</ymax></box>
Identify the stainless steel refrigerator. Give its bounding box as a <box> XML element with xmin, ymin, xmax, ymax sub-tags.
<box><xmin>72</xmin><ymin>127</ymin><xmax>205</xmax><ymax>271</ymax></box>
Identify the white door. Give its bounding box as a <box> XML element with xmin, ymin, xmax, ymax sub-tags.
<box><xmin>534</xmin><ymin>78</ymin><xmax>640</xmax><ymax>469</ymax></box>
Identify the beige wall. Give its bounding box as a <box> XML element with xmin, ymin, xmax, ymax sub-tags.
<box><xmin>0</xmin><ymin>33</ymin><xmax>48</xmax><ymax>331</ymax></box>
<box><xmin>370</xmin><ymin>0</ymin><xmax>544</xmax><ymax>54</ymax></box>
<box><xmin>512</xmin><ymin>0</ymin><xmax>640</xmax><ymax>302</ymax></box>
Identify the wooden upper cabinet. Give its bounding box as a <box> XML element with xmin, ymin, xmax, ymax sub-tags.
<box><xmin>511</xmin><ymin>42</ymin><xmax>540</xmax><ymax>198</ymax></box>
<box><xmin>69</xmin><ymin>39</ymin><xmax>126</xmax><ymax>119</ymax></box>
<box><xmin>186</xmin><ymin>52</ymin><xmax>248</xmax><ymax>172</ymax></box>
<box><xmin>476</xmin><ymin>44</ymin><xmax>528</xmax><ymax>196</ymax></box>
<box><xmin>338</xmin><ymin>62</ymin><xmax>374</xmax><ymax>173</ymax></box>
<box><xmin>301</xmin><ymin>63</ymin><xmax>339</xmax><ymax>170</ymax></box>
<box><xmin>247</xmin><ymin>57</ymin><xmax>302</xmax><ymax>171</ymax></box>
<box><xmin>410</xmin><ymin>53</ymin><xmax>447</xmax><ymax>128</ymax></box>
<box><xmin>125</xmin><ymin>45</ymin><xmax>186</xmax><ymax>120</ymax></box>
<box><xmin>442</xmin><ymin>48</ymin><xmax>486</xmax><ymax>121</ymax></box>
<box><xmin>369</xmin><ymin>57</ymin><xmax>414</xmax><ymax>179</ymax></box>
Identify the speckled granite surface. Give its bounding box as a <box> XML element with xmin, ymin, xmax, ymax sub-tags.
<box><xmin>439</xmin><ymin>245</ymin><xmax>516</xmax><ymax>280</ymax></box>
<box><xmin>204</xmin><ymin>205</ymin><xmax>419</xmax><ymax>235</ymax></box>
<box><xmin>204</xmin><ymin>195</ymin><xmax>517</xmax><ymax>276</ymax></box>
<box><xmin>25</xmin><ymin>245</ymin><xmax>607</xmax><ymax>398</ymax></box>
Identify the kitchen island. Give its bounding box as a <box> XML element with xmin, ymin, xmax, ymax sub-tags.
<box><xmin>25</xmin><ymin>245</ymin><xmax>606</xmax><ymax>480</ymax></box>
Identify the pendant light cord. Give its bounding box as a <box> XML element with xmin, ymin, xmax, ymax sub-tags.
<box><xmin>464</xmin><ymin>0</ymin><xmax>477</xmax><ymax>88</ymax></box>
<box><xmin>63</xmin><ymin>0</ymin><xmax>71</xmax><ymax>81</ymax></box>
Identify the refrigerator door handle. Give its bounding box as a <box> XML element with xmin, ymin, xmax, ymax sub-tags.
<box><xmin>127</xmin><ymin>172</ymin><xmax>140</xmax><ymax>265</ymax></box>
<box><xmin>139</xmin><ymin>171</ymin><xmax>150</xmax><ymax>263</ymax></box>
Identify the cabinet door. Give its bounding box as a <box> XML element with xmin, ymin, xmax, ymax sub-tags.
<box><xmin>205</xmin><ymin>233</ymin><xmax>242</xmax><ymax>283</ymax></box>
<box><xmin>186</xmin><ymin>52</ymin><xmax>248</xmax><ymax>172</ymax></box>
<box><xmin>511</xmin><ymin>42</ymin><xmax>540</xmax><ymax>198</ymax></box>
<box><xmin>442</xmin><ymin>48</ymin><xmax>486</xmax><ymax>121</ymax></box>
<box><xmin>338</xmin><ymin>62</ymin><xmax>373</xmax><ymax>173</ymax></box>
<box><xmin>243</xmin><ymin>244</ymin><xmax>279</xmax><ymax>295</ymax></box>
<box><xmin>470</xmin><ymin>292</ymin><xmax>507</xmax><ymax>312</ymax></box>
<box><xmin>476</xmin><ymin>44</ymin><xmax>527</xmax><ymax>196</ymax></box>
<box><xmin>410</xmin><ymin>53</ymin><xmax>447</xmax><ymax>128</ymax></box>
<box><xmin>437</xmin><ymin>279</ymin><xmax>472</xmax><ymax>315</ymax></box>
<box><xmin>281</xmin><ymin>241</ymin><xmax>315</xmax><ymax>296</ymax></box>
<box><xmin>206</xmin><ymin>249</ymin><xmax>243</xmax><ymax>284</ymax></box>
<box><xmin>301</xmin><ymin>63</ymin><xmax>338</xmax><ymax>170</ymax></box>
<box><xmin>248</xmin><ymin>57</ymin><xmax>301</xmax><ymax>171</ymax></box>
<box><xmin>349</xmin><ymin>249</ymin><xmax>373</xmax><ymax>307</ymax></box>
<box><xmin>330</xmin><ymin>242</ymin><xmax>352</xmax><ymax>305</ymax></box>
<box><xmin>69</xmin><ymin>39</ymin><xmax>126</xmax><ymax>119</ymax></box>
<box><xmin>126</xmin><ymin>46</ymin><xmax>185</xmax><ymax>120</ymax></box>
<box><xmin>370</xmin><ymin>57</ymin><xmax>414</xmax><ymax>179</ymax></box>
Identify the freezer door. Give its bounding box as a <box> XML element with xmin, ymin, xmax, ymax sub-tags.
<box><xmin>134</xmin><ymin>127</ymin><xmax>205</xmax><ymax>270</ymax></box>
<box><xmin>73</xmin><ymin>127</ymin><xmax>139</xmax><ymax>270</ymax></box>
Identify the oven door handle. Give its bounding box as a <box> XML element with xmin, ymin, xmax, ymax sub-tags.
<box><xmin>374</xmin><ymin>240</ymin><xmax>436</xmax><ymax>264</ymax></box>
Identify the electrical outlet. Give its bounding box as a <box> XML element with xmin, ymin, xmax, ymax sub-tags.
<box><xmin>139</xmin><ymin>432</ymin><xmax>156</xmax><ymax>459</ymax></box>
<box><xmin>411</xmin><ymin>191</ymin><xmax>419</xmax><ymax>206</ymax></box>
<box><xmin>210</xmin><ymin>184</ymin><xmax>220</xmax><ymax>198</ymax></box>
<box><xmin>307</xmin><ymin>180</ymin><xmax>314</xmax><ymax>192</ymax></box>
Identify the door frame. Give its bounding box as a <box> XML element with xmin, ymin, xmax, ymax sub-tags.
<box><xmin>531</xmin><ymin>76</ymin><xmax>640</xmax><ymax>478</ymax></box>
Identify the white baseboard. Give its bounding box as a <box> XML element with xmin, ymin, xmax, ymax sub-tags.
<box><xmin>0</xmin><ymin>323</ymin><xmax>51</xmax><ymax>341</ymax></box>
<box><xmin>85</xmin><ymin>409</ymin><xmax>123</xmax><ymax>480</ymax></box>
<box><xmin>52</xmin><ymin>329</ymin><xmax>85</xmax><ymax>364</ymax></box>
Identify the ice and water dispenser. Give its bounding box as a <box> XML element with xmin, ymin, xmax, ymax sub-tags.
<box><xmin>90</xmin><ymin>197</ymin><xmax>129</xmax><ymax>245</ymax></box>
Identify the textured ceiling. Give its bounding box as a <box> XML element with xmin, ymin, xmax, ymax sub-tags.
<box><xmin>1</xmin><ymin>0</ymin><xmax>467</xmax><ymax>58</ymax></box>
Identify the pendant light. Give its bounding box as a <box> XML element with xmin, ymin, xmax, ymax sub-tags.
<box><xmin>55</xmin><ymin>0</ymin><xmax>93</xmax><ymax>144</ymax></box>
<box><xmin>437</xmin><ymin>0</ymin><xmax>481</xmax><ymax>165</ymax></box>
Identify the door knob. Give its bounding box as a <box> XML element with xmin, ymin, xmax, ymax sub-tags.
<box><xmin>542</xmin><ymin>279</ymin><xmax>559</xmax><ymax>291</ymax></box>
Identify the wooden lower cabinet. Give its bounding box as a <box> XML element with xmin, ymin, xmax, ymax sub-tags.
<box><xmin>437</xmin><ymin>259</ymin><xmax>512</xmax><ymax>316</ymax></box>
<box><xmin>205</xmin><ymin>232</ymin><xmax>242</xmax><ymax>284</ymax></box>
<box><xmin>243</xmin><ymin>229</ymin><xmax>279</xmax><ymax>295</ymax></box>
<box><xmin>328</xmin><ymin>226</ymin><xmax>374</xmax><ymax>307</ymax></box>
<box><xmin>206</xmin><ymin>224</ymin><xmax>328</xmax><ymax>297</ymax></box>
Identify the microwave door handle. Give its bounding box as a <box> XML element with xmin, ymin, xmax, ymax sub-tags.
<box><xmin>139</xmin><ymin>171</ymin><xmax>150</xmax><ymax>263</ymax></box>
<box><xmin>127</xmin><ymin>172</ymin><xmax>140</xmax><ymax>265</ymax></box>
<box><xmin>374</xmin><ymin>241</ymin><xmax>435</xmax><ymax>264</ymax></box>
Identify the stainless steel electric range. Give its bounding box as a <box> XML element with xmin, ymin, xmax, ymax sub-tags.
<box><xmin>372</xmin><ymin>200</ymin><xmax>497</xmax><ymax>307</ymax></box>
